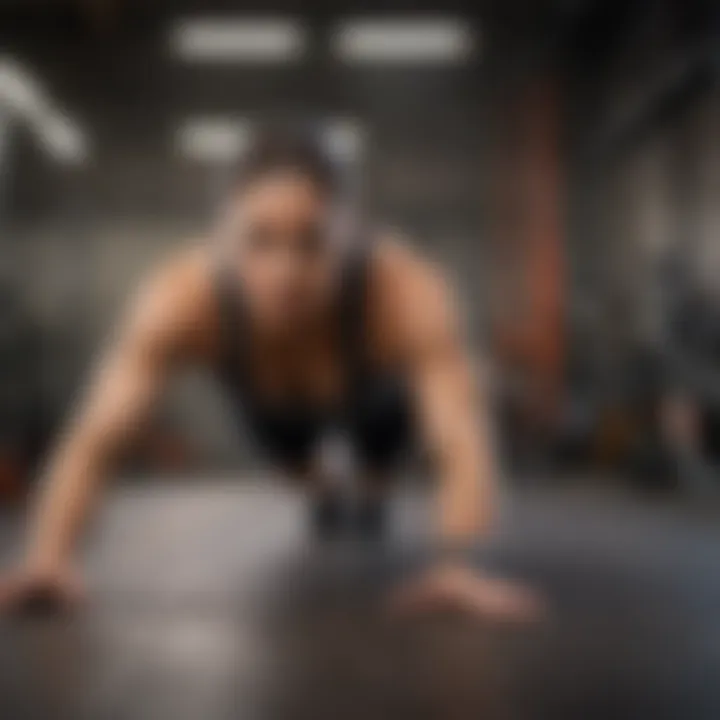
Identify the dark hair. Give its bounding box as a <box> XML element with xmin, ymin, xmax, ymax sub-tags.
<box><xmin>232</xmin><ymin>125</ymin><xmax>339</xmax><ymax>196</ymax></box>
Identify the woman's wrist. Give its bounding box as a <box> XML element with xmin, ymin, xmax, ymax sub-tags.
<box><xmin>431</xmin><ymin>538</ymin><xmax>478</xmax><ymax>568</ymax></box>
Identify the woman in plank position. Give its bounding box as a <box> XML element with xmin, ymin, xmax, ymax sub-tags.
<box><xmin>0</xmin><ymin>127</ymin><xmax>538</xmax><ymax>620</ymax></box>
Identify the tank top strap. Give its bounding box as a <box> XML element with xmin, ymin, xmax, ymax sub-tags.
<box><xmin>338</xmin><ymin>236</ymin><xmax>373</xmax><ymax>384</ymax></box>
<box><xmin>211</xmin><ymin>255</ymin><xmax>249</xmax><ymax>391</ymax></box>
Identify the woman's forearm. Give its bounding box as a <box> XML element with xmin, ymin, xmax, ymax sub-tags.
<box><xmin>436</xmin><ymin>409</ymin><xmax>496</xmax><ymax>546</ymax></box>
<box><xmin>25</xmin><ymin>430</ymin><xmax>113</xmax><ymax>570</ymax></box>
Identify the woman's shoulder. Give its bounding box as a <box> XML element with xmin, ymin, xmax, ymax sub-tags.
<box><xmin>367</xmin><ymin>229</ymin><xmax>459</xmax><ymax>360</ymax></box>
<box><xmin>128</xmin><ymin>240</ymin><xmax>224</xmax><ymax>362</ymax></box>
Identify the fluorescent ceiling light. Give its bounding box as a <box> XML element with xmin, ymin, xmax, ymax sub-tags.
<box><xmin>177</xmin><ymin>118</ymin><xmax>252</xmax><ymax>163</ymax></box>
<box><xmin>0</xmin><ymin>57</ymin><xmax>88</xmax><ymax>164</ymax></box>
<box><xmin>332</xmin><ymin>18</ymin><xmax>475</xmax><ymax>65</ymax></box>
<box><xmin>177</xmin><ymin>117</ymin><xmax>363</xmax><ymax>166</ymax></box>
<box><xmin>170</xmin><ymin>18</ymin><xmax>306</xmax><ymax>63</ymax></box>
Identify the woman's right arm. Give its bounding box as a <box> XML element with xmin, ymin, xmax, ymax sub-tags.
<box><xmin>0</xmin><ymin>257</ymin><xmax>207</xmax><ymax>611</ymax></box>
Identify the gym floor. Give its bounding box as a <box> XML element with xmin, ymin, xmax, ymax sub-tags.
<box><xmin>1</xmin><ymin>480</ymin><xmax>719</xmax><ymax>720</ymax></box>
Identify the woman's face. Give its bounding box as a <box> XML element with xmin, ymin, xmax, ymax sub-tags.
<box><xmin>221</xmin><ymin>171</ymin><xmax>341</xmax><ymax>334</ymax></box>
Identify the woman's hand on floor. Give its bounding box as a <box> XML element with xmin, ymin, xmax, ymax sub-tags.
<box><xmin>388</xmin><ymin>563</ymin><xmax>544</xmax><ymax>622</ymax></box>
<box><xmin>0</xmin><ymin>564</ymin><xmax>85</xmax><ymax>616</ymax></box>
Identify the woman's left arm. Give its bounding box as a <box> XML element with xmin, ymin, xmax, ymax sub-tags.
<box><xmin>388</xmin><ymin>257</ymin><xmax>541</xmax><ymax>621</ymax></box>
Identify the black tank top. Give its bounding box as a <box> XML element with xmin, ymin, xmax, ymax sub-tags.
<box><xmin>211</xmin><ymin>244</ymin><xmax>375</xmax><ymax>440</ymax></box>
